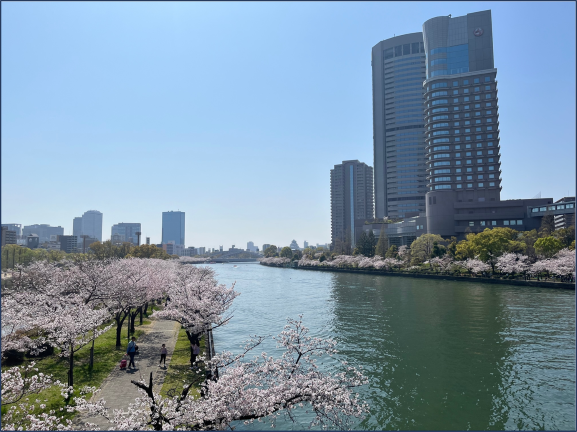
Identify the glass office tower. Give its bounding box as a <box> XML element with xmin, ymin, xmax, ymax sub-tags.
<box><xmin>372</xmin><ymin>33</ymin><xmax>427</xmax><ymax>219</ymax></box>
<box><xmin>162</xmin><ymin>211</ymin><xmax>185</xmax><ymax>246</ymax></box>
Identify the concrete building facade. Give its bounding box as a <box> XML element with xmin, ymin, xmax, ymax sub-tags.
<box><xmin>330</xmin><ymin>160</ymin><xmax>374</xmax><ymax>247</ymax></box>
<box><xmin>553</xmin><ymin>197</ymin><xmax>576</xmax><ymax>230</ymax></box>
<box><xmin>372</xmin><ymin>33</ymin><xmax>427</xmax><ymax>219</ymax></box>
<box><xmin>1</xmin><ymin>226</ymin><xmax>17</xmax><ymax>247</ymax></box>
<box><xmin>1</xmin><ymin>224</ymin><xmax>22</xmax><ymax>238</ymax></box>
<box><xmin>362</xmin><ymin>214</ymin><xmax>428</xmax><ymax>247</ymax></box>
<box><xmin>162</xmin><ymin>211</ymin><xmax>185</xmax><ymax>246</ymax></box>
<box><xmin>22</xmin><ymin>224</ymin><xmax>64</xmax><ymax>245</ymax></box>
<box><xmin>80</xmin><ymin>210</ymin><xmax>103</xmax><ymax>242</ymax></box>
<box><xmin>57</xmin><ymin>235</ymin><xmax>78</xmax><ymax>254</ymax></box>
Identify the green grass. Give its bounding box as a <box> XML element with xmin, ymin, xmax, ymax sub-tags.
<box><xmin>160</xmin><ymin>327</ymin><xmax>205</xmax><ymax>399</ymax></box>
<box><xmin>1</xmin><ymin>303</ymin><xmax>164</xmax><ymax>425</ymax></box>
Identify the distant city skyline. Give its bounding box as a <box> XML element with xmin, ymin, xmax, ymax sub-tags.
<box><xmin>2</xmin><ymin>2</ymin><xmax>574</xmax><ymax>247</ymax></box>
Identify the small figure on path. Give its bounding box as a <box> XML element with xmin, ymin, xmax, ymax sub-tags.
<box><xmin>191</xmin><ymin>342</ymin><xmax>200</xmax><ymax>368</ymax></box>
<box><xmin>159</xmin><ymin>344</ymin><xmax>168</xmax><ymax>367</ymax></box>
<box><xmin>127</xmin><ymin>337</ymin><xmax>137</xmax><ymax>369</ymax></box>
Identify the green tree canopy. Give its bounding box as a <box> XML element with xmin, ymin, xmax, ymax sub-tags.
<box><xmin>539</xmin><ymin>214</ymin><xmax>556</xmax><ymax>237</ymax></box>
<box><xmin>534</xmin><ymin>236</ymin><xmax>564</xmax><ymax>258</ymax></box>
<box><xmin>384</xmin><ymin>245</ymin><xmax>398</xmax><ymax>259</ymax></box>
<box><xmin>280</xmin><ymin>246</ymin><xmax>293</xmax><ymax>258</ymax></box>
<box><xmin>126</xmin><ymin>244</ymin><xmax>170</xmax><ymax>259</ymax></box>
<box><xmin>465</xmin><ymin>227</ymin><xmax>526</xmax><ymax>272</ymax></box>
<box><xmin>264</xmin><ymin>245</ymin><xmax>278</xmax><ymax>258</ymax></box>
<box><xmin>410</xmin><ymin>234</ymin><xmax>445</xmax><ymax>262</ymax></box>
<box><xmin>375</xmin><ymin>227</ymin><xmax>389</xmax><ymax>258</ymax></box>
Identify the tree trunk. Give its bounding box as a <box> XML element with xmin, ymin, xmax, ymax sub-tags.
<box><xmin>185</xmin><ymin>330</ymin><xmax>202</xmax><ymax>366</ymax></box>
<box><xmin>115</xmin><ymin>311</ymin><xmax>128</xmax><ymax>348</ymax></box>
<box><xmin>89</xmin><ymin>338</ymin><xmax>95</xmax><ymax>369</ymax></box>
<box><xmin>130</xmin><ymin>309</ymin><xmax>137</xmax><ymax>333</ymax></box>
<box><xmin>68</xmin><ymin>343</ymin><xmax>74</xmax><ymax>388</ymax></box>
<box><xmin>143</xmin><ymin>302</ymin><xmax>149</xmax><ymax>317</ymax></box>
<box><xmin>139</xmin><ymin>306</ymin><xmax>143</xmax><ymax>325</ymax></box>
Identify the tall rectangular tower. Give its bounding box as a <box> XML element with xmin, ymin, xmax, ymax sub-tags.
<box><xmin>81</xmin><ymin>210</ymin><xmax>103</xmax><ymax>242</ymax></box>
<box><xmin>162</xmin><ymin>211</ymin><xmax>185</xmax><ymax>246</ymax></box>
<box><xmin>422</xmin><ymin>10</ymin><xmax>501</xmax><ymax>236</ymax></box>
<box><xmin>372</xmin><ymin>33</ymin><xmax>427</xmax><ymax>219</ymax></box>
<box><xmin>330</xmin><ymin>160</ymin><xmax>374</xmax><ymax>248</ymax></box>
<box><xmin>111</xmin><ymin>223</ymin><xmax>142</xmax><ymax>245</ymax></box>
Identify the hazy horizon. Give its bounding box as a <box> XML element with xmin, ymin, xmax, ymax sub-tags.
<box><xmin>2</xmin><ymin>1</ymin><xmax>575</xmax><ymax>249</ymax></box>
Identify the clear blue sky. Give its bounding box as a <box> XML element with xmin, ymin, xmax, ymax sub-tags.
<box><xmin>2</xmin><ymin>2</ymin><xmax>575</xmax><ymax>249</ymax></box>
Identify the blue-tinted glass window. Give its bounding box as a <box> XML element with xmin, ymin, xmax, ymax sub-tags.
<box><xmin>474</xmin><ymin>78</ymin><xmax>480</xmax><ymax>84</ymax></box>
<box><xmin>485</xmin><ymin>76</ymin><xmax>491</xmax><ymax>82</ymax></box>
<box><xmin>420</xmin><ymin>42</ymin><xmax>425</xmax><ymax>53</ymax></box>
<box><xmin>395</xmin><ymin>45</ymin><xmax>402</xmax><ymax>57</ymax></box>
<box><xmin>403</xmin><ymin>44</ymin><xmax>411</xmax><ymax>55</ymax></box>
<box><xmin>384</xmin><ymin>48</ymin><xmax>394</xmax><ymax>60</ymax></box>
<box><xmin>431</xmin><ymin>58</ymin><xmax>447</xmax><ymax>66</ymax></box>
<box><xmin>453</xmin><ymin>81</ymin><xmax>459</xmax><ymax>86</ymax></box>
<box><xmin>431</xmin><ymin>70</ymin><xmax>448</xmax><ymax>77</ymax></box>
<box><xmin>430</xmin><ymin>47</ymin><xmax>447</xmax><ymax>55</ymax></box>
<box><xmin>446</xmin><ymin>44</ymin><xmax>469</xmax><ymax>75</ymax></box>
<box><xmin>463</xmin><ymin>79</ymin><xmax>469</xmax><ymax>85</ymax></box>
<box><xmin>412</xmin><ymin>42</ymin><xmax>420</xmax><ymax>54</ymax></box>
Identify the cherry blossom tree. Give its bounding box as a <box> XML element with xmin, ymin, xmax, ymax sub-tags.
<box><xmin>495</xmin><ymin>253</ymin><xmax>530</xmax><ymax>278</ymax></box>
<box><xmin>153</xmin><ymin>265</ymin><xmax>239</xmax><ymax>364</ymax></box>
<box><xmin>76</xmin><ymin>316</ymin><xmax>369</xmax><ymax>431</ymax></box>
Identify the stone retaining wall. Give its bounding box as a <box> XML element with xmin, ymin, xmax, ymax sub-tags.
<box><xmin>259</xmin><ymin>263</ymin><xmax>575</xmax><ymax>290</ymax></box>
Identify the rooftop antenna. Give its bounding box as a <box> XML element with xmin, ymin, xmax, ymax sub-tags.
<box><xmin>448</xmin><ymin>14</ymin><xmax>451</xmax><ymax>17</ymax></box>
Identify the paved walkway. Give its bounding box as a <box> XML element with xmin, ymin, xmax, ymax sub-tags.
<box><xmin>75</xmin><ymin>318</ymin><xmax>181</xmax><ymax>430</ymax></box>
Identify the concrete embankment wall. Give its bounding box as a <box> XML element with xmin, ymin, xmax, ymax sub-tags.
<box><xmin>259</xmin><ymin>263</ymin><xmax>575</xmax><ymax>290</ymax></box>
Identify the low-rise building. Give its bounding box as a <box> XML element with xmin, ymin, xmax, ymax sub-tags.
<box><xmin>40</xmin><ymin>241</ymin><xmax>62</xmax><ymax>251</ymax></box>
<box><xmin>57</xmin><ymin>235</ymin><xmax>78</xmax><ymax>254</ymax></box>
<box><xmin>553</xmin><ymin>197</ymin><xmax>576</xmax><ymax>231</ymax></box>
<box><xmin>26</xmin><ymin>234</ymin><xmax>40</xmax><ymax>249</ymax></box>
<box><xmin>1</xmin><ymin>226</ymin><xmax>17</xmax><ymax>247</ymax></box>
<box><xmin>362</xmin><ymin>214</ymin><xmax>428</xmax><ymax>247</ymax></box>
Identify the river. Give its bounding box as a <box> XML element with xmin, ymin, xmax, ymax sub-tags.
<box><xmin>205</xmin><ymin>262</ymin><xmax>575</xmax><ymax>430</ymax></box>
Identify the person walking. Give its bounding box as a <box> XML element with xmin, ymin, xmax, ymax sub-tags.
<box><xmin>159</xmin><ymin>344</ymin><xmax>168</xmax><ymax>367</ymax></box>
<box><xmin>191</xmin><ymin>342</ymin><xmax>200</xmax><ymax>369</ymax></box>
<box><xmin>127</xmin><ymin>337</ymin><xmax>137</xmax><ymax>369</ymax></box>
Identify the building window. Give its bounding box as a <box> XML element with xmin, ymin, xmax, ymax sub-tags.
<box><xmin>487</xmin><ymin>126</ymin><xmax>493</xmax><ymax>131</ymax></box>
<box><xmin>433</xmin><ymin>115</ymin><xmax>450</xmax><ymax>121</ymax></box>
<box><xmin>465</xmin><ymin>128</ymin><xmax>471</xmax><ymax>133</ymax></box>
<box><xmin>477</xmin><ymin>143</ymin><xmax>483</xmax><ymax>148</ymax></box>
<box><xmin>517</xmin><ymin>220</ymin><xmax>523</xmax><ymax>225</ymax></box>
<box><xmin>488</xmin><ymin>158</ymin><xmax>494</xmax><ymax>162</ymax></box>
<box><xmin>485</xmin><ymin>85</ymin><xmax>490</xmax><ymax>90</ymax></box>
<box><xmin>474</xmin><ymin>78</ymin><xmax>480</xmax><ymax>84</ymax></box>
<box><xmin>453</xmin><ymin>98</ymin><xmax>459</xmax><ymax>103</ymax></box>
<box><xmin>488</xmin><ymin>142</ymin><xmax>494</xmax><ymax>146</ymax></box>
<box><xmin>475</xmin><ymin>103</ymin><xmax>481</xmax><ymax>108</ymax></box>
<box><xmin>432</xmin><ymin>107</ymin><xmax>449</xmax><ymax>113</ymax></box>
<box><xmin>466</xmin><ymin>175</ymin><xmax>472</xmax><ymax>180</ymax></box>
<box><xmin>474</xmin><ymin>95</ymin><xmax>480</xmax><ymax>101</ymax></box>
<box><xmin>455</xmin><ymin>145</ymin><xmax>461</xmax><ymax>149</ymax></box>
<box><xmin>433</xmin><ymin>122</ymin><xmax>449</xmax><ymax>128</ymax></box>
<box><xmin>478</xmin><ymin>174</ymin><xmax>483</xmax><ymax>179</ymax></box>
<box><xmin>463</xmin><ymin>79</ymin><xmax>469</xmax><ymax>85</ymax></box>
<box><xmin>488</xmin><ymin>150</ymin><xmax>494</xmax><ymax>155</ymax></box>
<box><xmin>475</xmin><ymin>111</ymin><xmax>481</xmax><ymax>116</ymax></box>
<box><xmin>478</xmin><ymin>167</ymin><xmax>483</xmax><ymax>171</ymax></box>
<box><xmin>432</xmin><ymin>99</ymin><xmax>448</xmax><ymax>106</ymax></box>
<box><xmin>489</xmin><ymin>166</ymin><xmax>495</xmax><ymax>170</ymax></box>
<box><xmin>486</xmin><ymin>102</ymin><xmax>491</xmax><ymax>107</ymax></box>
<box><xmin>480</xmin><ymin>221</ymin><xmax>486</xmax><ymax>226</ymax></box>
<box><xmin>466</xmin><ymin>168</ymin><xmax>472</xmax><ymax>172</ymax></box>
<box><xmin>465</xmin><ymin>151</ymin><xmax>471</xmax><ymax>156</ymax></box>
<box><xmin>456</xmin><ymin>168</ymin><xmax>462</xmax><ymax>173</ymax></box>
<box><xmin>464</xmin><ymin>105</ymin><xmax>470</xmax><ymax>110</ymax></box>
<box><xmin>435</xmin><ymin>185</ymin><xmax>451</xmax><ymax>190</ymax></box>
<box><xmin>457</xmin><ymin>184</ymin><xmax>462</xmax><ymax>188</ymax></box>
<box><xmin>469</xmin><ymin>221</ymin><xmax>474</xmax><ymax>226</ymax></box>
<box><xmin>455</xmin><ymin>137</ymin><xmax>460</xmax><ymax>141</ymax></box>
<box><xmin>464</xmin><ymin>97</ymin><xmax>470</xmax><ymax>102</ymax></box>
<box><xmin>485</xmin><ymin>77</ymin><xmax>491</xmax><ymax>82</ymax></box>
<box><xmin>455</xmin><ymin>129</ymin><xmax>460</xmax><ymax>134</ymax></box>
<box><xmin>466</xmin><ymin>144</ymin><xmax>472</xmax><ymax>149</ymax></box>
<box><xmin>479</xmin><ymin>183</ymin><xmax>484</xmax><ymax>187</ymax></box>
<box><xmin>466</xmin><ymin>160</ymin><xmax>472</xmax><ymax>165</ymax></box>
<box><xmin>432</xmin><ymin>82</ymin><xmax>447</xmax><ymax>89</ymax></box>
<box><xmin>433</xmin><ymin>130</ymin><xmax>449</xmax><ymax>136</ymax></box>
<box><xmin>485</xmin><ymin>94</ymin><xmax>491</xmax><ymax>99</ymax></box>
<box><xmin>454</xmin><ymin>107</ymin><xmax>459</xmax><ymax>111</ymax></box>
<box><xmin>464</xmin><ymin>88</ymin><xmax>469</xmax><ymax>94</ymax></box>
<box><xmin>454</xmin><ymin>122</ymin><xmax>460</xmax><ymax>126</ymax></box>
<box><xmin>453</xmin><ymin>81</ymin><xmax>459</xmax><ymax>86</ymax></box>
<box><xmin>487</xmin><ymin>134</ymin><xmax>493</xmax><ymax>138</ymax></box>
<box><xmin>486</xmin><ymin>110</ymin><xmax>492</xmax><ymax>115</ymax></box>
<box><xmin>489</xmin><ymin>182</ymin><xmax>495</xmax><ymax>186</ymax></box>
<box><xmin>453</xmin><ymin>90</ymin><xmax>459</xmax><ymax>95</ymax></box>
<box><xmin>456</xmin><ymin>152</ymin><xmax>461</xmax><ymax>157</ymax></box>
<box><xmin>477</xmin><ymin>159</ymin><xmax>483</xmax><ymax>163</ymax></box>
<box><xmin>456</xmin><ymin>160</ymin><xmax>461</xmax><ymax>165</ymax></box>
<box><xmin>504</xmin><ymin>220</ymin><xmax>509</xmax><ymax>226</ymax></box>
<box><xmin>456</xmin><ymin>176</ymin><xmax>462</xmax><ymax>180</ymax></box>
<box><xmin>488</xmin><ymin>174</ymin><xmax>495</xmax><ymax>179</ymax></box>
<box><xmin>467</xmin><ymin>183</ymin><xmax>473</xmax><ymax>188</ymax></box>
<box><xmin>432</xmin><ymin>91</ymin><xmax>448</xmax><ymax>97</ymax></box>
<box><xmin>491</xmin><ymin>221</ymin><xmax>496</xmax><ymax>225</ymax></box>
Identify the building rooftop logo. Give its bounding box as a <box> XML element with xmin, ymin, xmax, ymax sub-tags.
<box><xmin>473</xmin><ymin>27</ymin><xmax>484</xmax><ymax>37</ymax></box>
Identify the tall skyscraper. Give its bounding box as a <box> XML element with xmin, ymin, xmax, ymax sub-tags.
<box><xmin>372</xmin><ymin>33</ymin><xmax>427</xmax><ymax>219</ymax></box>
<box><xmin>422</xmin><ymin>10</ymin><xmax>501</xmax><ymax>235</ymax></box>
<box><xmin>162</xmin><ymin>211</ymin><xmax>185</xmax><ymax>246</ymax></box>
<box><xmin>80</xmin><ymin>210</ymin><xmax>103</xmax><ymax>242</ymax></box>
<box><xmin>111</xmin><ymin>223</ymin><xmax>142</xmax><ymax>245</ymax></box>
<box><xmin>330</xmin><ymin>160</ymin><xmax>374</xmax><ymax>248</ymax></box>
<box><xmin>73</xmin><ymin>217</ymin><xmax>83</xmax><ymax>242</ymax></box>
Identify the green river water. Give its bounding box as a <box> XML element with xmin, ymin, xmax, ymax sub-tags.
<box><xmin>205</xmin><ymin>263</ymin><xmax>575</xmax><ymax>430</ymax></box>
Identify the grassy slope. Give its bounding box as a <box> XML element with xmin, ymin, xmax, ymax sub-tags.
<box><xmin>159</xmin><ymin>327</ymin><xmax>206</xmax><ymax>399</ymax></box>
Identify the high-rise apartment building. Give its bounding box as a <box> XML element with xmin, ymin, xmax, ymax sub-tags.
<box><xmin>111</xmin><ymin>223</ymin><xmax>141</xmax><ymax>245</ymax></box>
<box><xmin>372</xmin><ymin>34</ymin><xmax>427</xmax><ymax>219</ymax></box>
<box><xmin>162</xmin><ymin>211</ymin><xmax>185</xmax><ymax>246</ymax></box>
<box><xmin>330</xmin><ymin>160</ymin><xmax>374</xmax><ymax>248</ymax></box>
<box><xmin>1</xmin><ymin>226</ymin><xmax>17</xmax><ymax>247</ymax></box>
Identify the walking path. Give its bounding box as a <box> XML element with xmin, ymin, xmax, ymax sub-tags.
<box><xmin>74</xmin><ymin>318</ymin><xmax>181</xmax><ymax>430</ymax></box>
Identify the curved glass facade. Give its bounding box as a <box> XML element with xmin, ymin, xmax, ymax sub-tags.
<box><xmin>372</xmin><ymin>33</ymin><xmax>428</xmax><ymax>219</ymax></box>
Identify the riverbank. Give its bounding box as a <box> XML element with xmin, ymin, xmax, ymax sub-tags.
<box><xmin>259</xmin><ymin>262</ymin><xmax>575</xmax><ymax>289</ymax></box>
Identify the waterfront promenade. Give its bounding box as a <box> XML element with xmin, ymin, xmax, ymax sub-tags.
<box><xmin>74</xmin><ymin>318</ymin><xmax>180</xmax><ymax>430</ymax></box>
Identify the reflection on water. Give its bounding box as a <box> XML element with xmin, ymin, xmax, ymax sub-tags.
<box><xmin>207</xmin><ymin>263</ymin><xmax>575</xmax><ymax>430</ymax></box>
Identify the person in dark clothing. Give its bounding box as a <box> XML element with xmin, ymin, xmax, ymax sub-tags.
<box><xmin>191</xmin><ymin>342</ymin><xmax>200</xmax><ymax>368</ymax></box>
<box><xmin>159</xmin><ymin>344</ymin><xmax>167</xmax><ymax>367</ymax></box>
<box><xmin>127</xmin><ymin>337</ymin><xmax>137</xmax><ymax>368</ymax></box>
